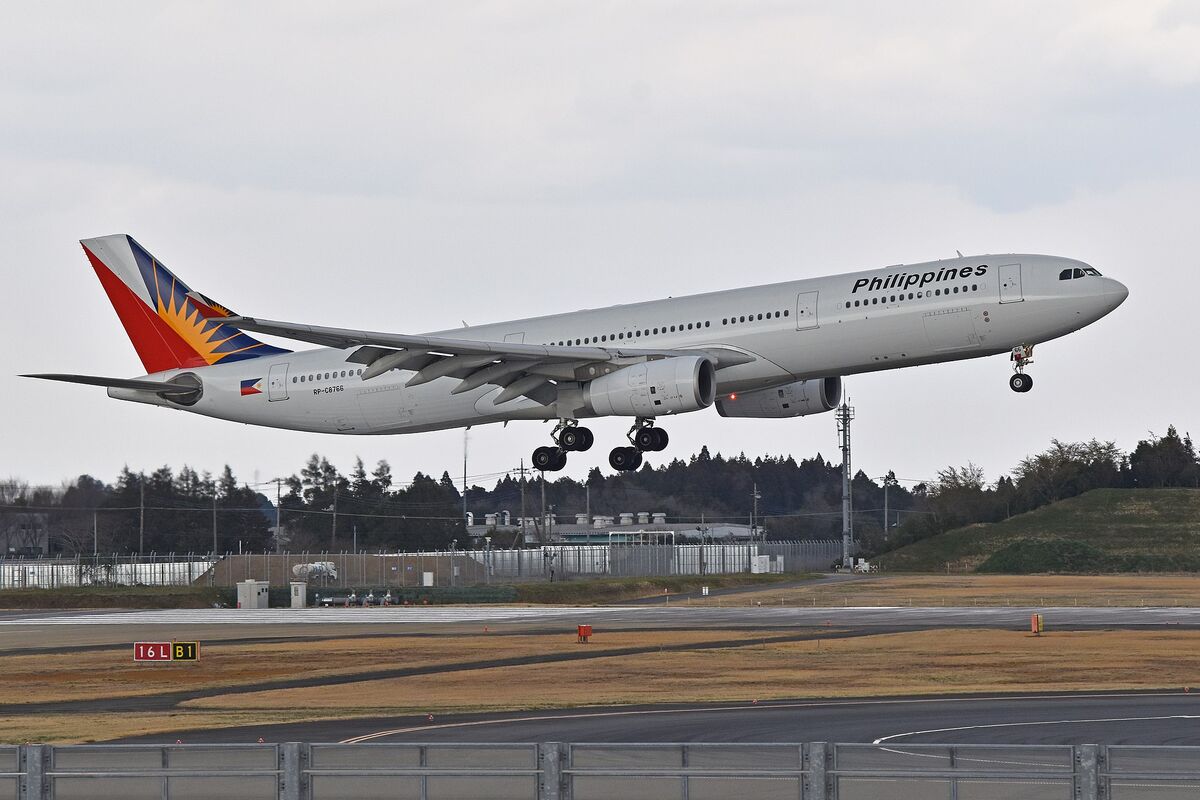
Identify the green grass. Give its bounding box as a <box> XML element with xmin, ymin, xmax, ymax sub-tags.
<box><xmin>0</xmin><ymin>586</ymin><xmax>229</xmax><ymax>609</ymax></box>
<box><xmin>877</xmin><ymin>488</ymin><xmax>1200</xmax><ymax>573</ymax></box>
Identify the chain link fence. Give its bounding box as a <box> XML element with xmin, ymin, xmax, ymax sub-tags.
<box><xmin>0</xmin><ymin>541</ymin><xmax>842</xmax><ymax>589</ymax></box>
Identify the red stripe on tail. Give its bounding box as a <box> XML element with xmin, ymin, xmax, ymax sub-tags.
<box><xmin>84</xmin><ymin>244</ymin><xmax>208</xmax><ymax>373</ymax></box>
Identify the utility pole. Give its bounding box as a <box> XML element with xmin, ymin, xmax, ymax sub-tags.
<box><xmin>462</xmin><ymin>429</ymin><xmax>469</xmax><ymax>524</ymax></box>
<box><xmin>212</xmin><ymin>494</ymin><xmax>218</xmax><ymax>556</ymax></box>
<box><xmin>880</xmin><ymin>475</ymin><xmax>891</xmax><ymax>537</ymax></box>
<box><xmin>585</xmin><ymin>484</ymin><xmax>590</xmax><ymax>521</ymax></box>
<box><xmin>273</xmin><ymin>479</ymin><xmax>283</xmax><ymax>554</ymax></box>
<box><xmin>751</xmin><ymin>483</ymin><xmax>761</xmax><ymax>542</ymax></box>
<box><xmin>330</xmin><ymin>487</ymin><xmax>338</xmax><ymax>551</ymax></box>
<box><xmin>138</xmin><ymin>476</ymin><xmax>145</xmax><ymax>556</ymax></box>
<box><xmin>519</xmin><ymin>460</ymin><xmax>527</xmax><ymax>546</ymax></box>
<box><xmin>93</xmin><ymin>511</ymin><xmax>98</xmax><ymax>556</ymax></box>
<box><xmin>837</xmin><ymin>402</ymin><xmax>855</xmax><ymax>569</ymax></box>
<box><xmin>540</xmin><ymin>471</ymin><xmax>547</xmax><ymax>544</ymax></box>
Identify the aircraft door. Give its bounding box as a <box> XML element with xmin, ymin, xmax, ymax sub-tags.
<box><xmin>795</xmin><ymin>291</ymin><xmax>819</xmax><ymax>330</ymax></box>
<box><xmin>267</xmin><ymin>362</ymin><xmax>289</xmax><ymax>402</ymax></box>
<box><xmin>998</xmin><ymin>263</ymin><xmax>1024</xmax><ymax>304</ymax></box>
<box><xmin>504</xmin><ymin>332</ymin><xmax>525</xmax><ymax>344</ymax></box>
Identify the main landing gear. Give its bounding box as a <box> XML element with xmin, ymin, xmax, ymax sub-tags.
<box><xmin>1009</xmin><ymin>344</ymin><xmax>1035</xmax><ymax>393</ymax></box>
<box><xmin>608</xmin><ymin>418</ymin><xmax>669</xmax><ymax>472</ymax></box>
<box><xmin>531</xmin><ymin>418</ymin><xmax>671</xmax><ymax>473</ymax></box>
<box><xmin>532</xmin><ymin>420</ymin><xmax>594</xmax><ymax>472</ymax></box>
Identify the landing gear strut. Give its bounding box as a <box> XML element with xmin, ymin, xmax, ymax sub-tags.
<box><xmin>609</xmin><ymin>418</ymin><xmax>668</xmax><ymax>472</ymax></box>
<box><xmin>1009</xmin><ymin>345</ymin><xmax>1034</xmax><ymax>393</ymax></box>
<box><xmin>533</xmin><ymin>420</ymin><xmax>594</xmax><ymax>472</ymax></box>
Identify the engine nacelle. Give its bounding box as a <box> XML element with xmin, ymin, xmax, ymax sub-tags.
<box><xmin>715</xmin><ymin>377</ymin><xmax>842</xmax><ymax>419</ymax></box>
<box><xmin>586</xmin><ymin>356</ymin><xmax>716</xmax><ymax>416</ymax></box>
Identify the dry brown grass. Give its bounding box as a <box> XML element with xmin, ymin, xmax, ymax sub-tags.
<box><xmin>7</xmin><ymin>627</ymin><xmax>1200</xmax><ymax>743</ymax></box>
<box><xmin>0</xmin><ymin>630</ymin><xmax>768</xmax><ymax>705</ymax></box>
<box><xmin>701</xmin><ymin>574</ymin><xmax>1200</xmax><ymax>607</ymax></box>
<box><xmin>186</xmin><ymin>629</ymin><xmax>1200</xmax><ymax>712</ymax></box>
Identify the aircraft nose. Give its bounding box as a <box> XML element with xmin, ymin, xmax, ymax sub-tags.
<box><xmin>1105</xmin><ymin>278</ymin><xmax>1129</xmax><ymax>308</ymax></box>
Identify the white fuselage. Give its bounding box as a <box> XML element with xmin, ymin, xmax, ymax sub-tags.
<box><xmin>111</xmin><ymin>254</ymin><xmax>1128</xmax><ymax>434</ymax></box>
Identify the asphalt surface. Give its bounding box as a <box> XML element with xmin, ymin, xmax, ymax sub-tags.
<box><xmin>7</xmin><ymin>605</ymin><xmax>1200</xmax><ymax>628</ymax></box>
<box><xmin>117</xmin><ymin>691</ymin><xmax>1200</xmax><ymax>746</ymax></box>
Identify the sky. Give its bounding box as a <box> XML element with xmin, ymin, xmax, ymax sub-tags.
<box><xmin>2</xmin><ymin>2</ymin><xmax>1197</xmax><ymax>503</ymax></box>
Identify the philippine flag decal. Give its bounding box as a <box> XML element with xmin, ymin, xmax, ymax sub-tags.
<box><xmin>240</xmin><ymin>378</ymin><xmax>263</xmax><ymax>396</ymax></box>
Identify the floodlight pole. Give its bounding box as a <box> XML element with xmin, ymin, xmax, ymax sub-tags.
<box><xmin>837</xmin><ymin>402</ymin><xmax>855</xmax><ymax>568</ymax></box>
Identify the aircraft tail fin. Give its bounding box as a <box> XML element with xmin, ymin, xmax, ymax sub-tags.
<box><xmin>80</xmin><ymin>234</ymin><xmax>290</xmax><ymax>374</ymax></box>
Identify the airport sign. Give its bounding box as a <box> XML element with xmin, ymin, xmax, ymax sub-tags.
<box><xmin>134</xmin><ymin>641</ymin><xmax>199</xmax><ymax>662</ymax></box>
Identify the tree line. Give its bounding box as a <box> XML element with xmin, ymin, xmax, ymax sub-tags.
<box><xmin>1</xmin><ymin>425</ymin><xmax>1194</xmax><ymax>556</ymax></box>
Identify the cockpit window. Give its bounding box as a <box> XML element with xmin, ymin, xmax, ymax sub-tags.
<box><xmin>1083</xmin><ymin>267</ymin><xmax>1102</xmax><ymax>276</ymax></box>
<box><xmin>1072</xmin><ymin>268</ymin><xmax>1085</xmax><ymax>278</ymax></box>
<box><xmin>1059</xmin><ymin>269</ymin><xmax>1072</xmax><ymax>280</ymax></box>
<box><xmin>1061</xmin><ymin>266</ymin><xmax>1102</xmax><ymax>280</ymax></box>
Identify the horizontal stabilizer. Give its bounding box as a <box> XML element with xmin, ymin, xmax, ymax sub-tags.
<box><xmin>20</xmin><ymin>373</ymin><xmax>199</xmax><ymax>395</ymax></box>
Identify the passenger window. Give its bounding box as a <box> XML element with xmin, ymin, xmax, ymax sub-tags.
<box><xmin>618</xmin><ymin>332</ymin><xmax>624</xmax><ymax>339</ymax></box>
<box><xmin>757</xmin><ymin>313</ymin><xmax>763</xmax><ymax>320</ymax></box>
<box><xmin>845</xmin><ymin>302</ymin><xmax>850</xmax><ymax>309</ymax></box>
<box><xmin>705</xmin><ymin>321</ymin><xmax>710</xmax><ymax>327</ymax></box>
<box><xmin>972</xmin><ymin>284</ymin><xmax>977</xmax><ymax>291</ymax></box>
<box><xmin>935</xmin><ymin>290</ymin><xmax>941</xmax><ymax>296</ymax></box>
<box><xmin>294</xmin><ymin>376</ymin><xmax>299</xmax><ymax>383</ymax></box>
<box><xmin>908</xmin><ymin>293</ymin><xmax>914</xmax><ymax>299</ymax></box>
<box><xmin>854</xmin><ymin>300</ymin><xmax>860</xmax><ymax>307</ymax></box>
<box><xmin>890</xmin><ymin>295</ymin><xmax>896</xmax><ymax>302</ymax></box>
<box><xmin>775</xmin><ymin>311</ymin><xmax>781</xmax><ymax>318</ymax></box>
<box><xmin>783</xmin><ymin>309</ymin><xmax>789</xmax><ymax>316</ymax></box>
<box><xmin>953</xmin><ymin>287</ymin><xmax>959</xmax><ymax>293</ymax></box>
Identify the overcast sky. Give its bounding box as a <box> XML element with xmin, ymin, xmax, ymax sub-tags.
<box><xmin>3</xmin><ymin>2</ymin><xmax>1196</xmax><ymax>503</ymax></box>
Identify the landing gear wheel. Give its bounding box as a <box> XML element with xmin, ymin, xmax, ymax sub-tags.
<box><xmin>560</xmin><ymin>426</ymin><xmax>594</xmax><ymax>452</ymax></box>
<box><xmin>533</xmin><ymin>446</ymin><xmax>566</xmax><ymax>471</ymax></box>
<box><xmin>608</xmin><ymin>446</ymin><xmax>643</xmax><ymax>472</ymax></box>
<box><xmin>633</xmin><ymin>427</ymin><xmax>658</xmax><ymax>452</ymax></box>
<box><xmin>650</xmin><ymin>427</ymin><xmax>668</xmax><ymax>451</ymax></box>
<box><xmin>1009</xmin><ymin>373</ymin><xmax>1033</xmax><ymax>393</ymax></box>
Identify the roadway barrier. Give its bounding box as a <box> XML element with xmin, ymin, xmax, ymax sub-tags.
<box><xmin>4</xmin><ymin>741</ymin><xmax>1200</xmax><ymax>798</ymax></box>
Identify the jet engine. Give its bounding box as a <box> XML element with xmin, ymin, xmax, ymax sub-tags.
<box><xmin>585</xmin><ymin>356</ymin><xmax>716</xmax><ymax>416</ymax></box>
<box><xmin>715</xmin><ymin>377</ymin><xmax>842</xmax><ymax>418</ymax></box>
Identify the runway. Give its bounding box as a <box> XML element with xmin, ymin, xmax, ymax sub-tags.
<box><xmin>4</xmin><ymin>604</ymin><xmax>1200</xmax><ymax>628</ymax></box>
<box><xmin>117</xmin><ymin>692</ymin><xmax>1200</xmax><ymax>746</ymax></box>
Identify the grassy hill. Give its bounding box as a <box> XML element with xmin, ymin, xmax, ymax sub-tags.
<box><xmin>876</xmin><ymin>488</ymin><xmax>1200</xmax><ymax>573</ymax></box>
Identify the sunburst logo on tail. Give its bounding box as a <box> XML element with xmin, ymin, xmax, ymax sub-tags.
<box><xmin>130</xmin><ymin>241</ymin><xmax>288</xmax><ymax>366</ymax></box>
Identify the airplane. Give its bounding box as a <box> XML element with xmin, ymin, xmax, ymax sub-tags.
<box><xmin>24</xmin><ymin>235</ymin><xmax>1127</xmax><ymax>473</ymax></box>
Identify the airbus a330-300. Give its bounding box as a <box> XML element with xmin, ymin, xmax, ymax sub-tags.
<box><xmin>25</xmin><ymin>235</ymin><xmax>1127</xmax><ymax>472</ymax></box>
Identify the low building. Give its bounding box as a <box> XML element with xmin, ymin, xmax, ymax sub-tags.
<box><xmin>467</xmin><ymin>511</ymin><xmax>754</xmax><ymax>545</ymax></box>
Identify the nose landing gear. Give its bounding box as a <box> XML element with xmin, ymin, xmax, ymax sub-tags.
<box><xmin>1009</xmin><ymin>345</ymin><xmax>1035</xmax><ymax>393</ymax></box>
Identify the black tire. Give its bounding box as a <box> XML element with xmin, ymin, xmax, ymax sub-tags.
<box><xmin>560</xmin><ymin>428</ymin><xmax>582</xmax><ymax>451</ymax></box>
<box><xmin>609</xmin><ymin>446</ymin><xmax>642</xmax><ymax>471</ymax></box>
<box><xmin>1009</xmin><ymin>373</ymin><xmax>1033</xmax><ymax>393</ymax></box>
<box><xmin>533</xmin><ymin>446</ymin><xmax>557</xmax><ymax>470</ymax></box>
<box><xmin>577</xmin><ymin>427</ymin><xmax>594</xmax><ymax>452</ymax></box>
<box><xmin>634</xmin><ymin>427</ymin><xmax>658</xmax><ymax>451</ymax></box>
<box><xmin>651</xmin><ymin>427</ymin><xmax>669</xmax><ymax>451</ymax></box>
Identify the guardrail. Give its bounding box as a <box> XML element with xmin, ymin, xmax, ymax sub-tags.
<box><xmin>4</xmin><ymin>741</ymin><xmax>1199</xmax><ymax>798</ymax></box>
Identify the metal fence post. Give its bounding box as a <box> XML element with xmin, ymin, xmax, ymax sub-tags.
<box><xmin>280</xmin><ymin>742</ymin><xmax>305</xmax><ymax>800</ymax></box>
<box><xmin>1076</xmin><ymin>744</ymin><xmax>1100</xmax><ymax>800</ymax></box>
<box><xmin>805</xmin><ymin>742</ymin><xmax>829</xmax><ymax>800</ymax></box>
<box><xmin>20</xmin><ymin>744</ymin><xmax>47</xmax><ymax>800</ymax></box>
<box><xmin>539</xmin><ymin>742</ymin><xmax>565</xmax><ymax>800</ymax></box>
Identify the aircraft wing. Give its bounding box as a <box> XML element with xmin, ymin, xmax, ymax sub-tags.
<box><xmin>224</xmin><ymin>316</ymin><xmax>754</xmax><ymax>405</ymax></box>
